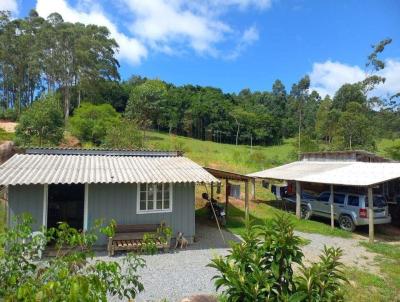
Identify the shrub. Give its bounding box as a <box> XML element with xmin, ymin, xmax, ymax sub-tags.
<box><xmin>208</xmin><ymin>214</ymin><xmax>347</xmax><ymax>301</ymax></box>
<box><xmin>15</xmin><ymin>95</ymin><xmax>64</xmax><ymax>146</ymax></box>
<box><xmin>0</xmin><ymin>214</ymin><xmax>145</xmax><ymax>301</ymax></box>
<box><xmin>69</xmin><ymin>103</ymin><xmax>120</xmax><ymax>145</ymax></box>
<box><xmin>0</xmin><ymin>108</ymin><xmax>18</xmax><ymax>121</ymax></box>
<box><xmin>103</xmin><ymin>119</ymin><xmax>144</xmax><ymax>149</ymax></box>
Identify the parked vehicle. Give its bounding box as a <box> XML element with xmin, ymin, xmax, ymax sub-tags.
<box><xmin>284</xmin><ymin>191</ymin><xmax>391</xmax><ymax>231</ymax></box>
<box><xmin>202</xmin><ymin>193</ymin><xmax>226</xmax><ymax>226</ymax></box>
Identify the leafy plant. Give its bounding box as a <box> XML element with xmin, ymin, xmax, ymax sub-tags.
<box><xmin>141</xmin><ymin>233</ymin><xmax>158</xmax><ymax>255</ymax></box>
<box><xmin>69</xmin><ymin>103</ymin><xmax>120</xmax><ymax>145</ymax></box>
<box><xmin>100</xmin><ymin>219</ymin><xmax>116</xmax><ymax>238</ymax></box>
<box><xmin>15</xmin><ymin>94</ymin><xmax>64</xmax><ymax>146</ymax></box>
<box><xmin>296</xmin><ymin>246</ymin><xmax>347</xmax><ymax>301</ymax></box>
<box><xmin>209</xmin><ymin>214</ymin><xmax>347</xmax><ymax>302</ymax></box>
<box><xmin>0</xmin><ymin>214</ymin><xmax>145</xmax><ymax>301</ymax></box>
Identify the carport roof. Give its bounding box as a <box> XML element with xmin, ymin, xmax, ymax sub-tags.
<box><xmin>248</xmin><ymin>161</ymin><xmax>400</xmax><ymax>187</ymax></box>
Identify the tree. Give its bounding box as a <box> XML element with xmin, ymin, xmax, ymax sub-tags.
<box><xmin>125</xmin><ymin>79</ymin><xmax>167</xmax><ymax>140</ymax></box>
<box><xmin>15</xmin><ymin>94</ymin><xmax>64</xmax><ymax>146</ymax></box>
<box><xmin>290</xmin><ymin>75</ymin><xmax>310</xmax><ymax>154</ymax></box>
<box><xmin>385</xmin><ymin>140</ymin><xmax>400</xmax><ymax>161</ymax></box>
<box><xmin>336</xmin><ymin>102</ymin><xmax>375</xmax><ymax>150</ymax></box>
<box><xmin>332</xmin><ymin>83</ymin><xmax>366</xmax><ymax>111</ymax></box>
<box><xmin>69</xmin><ymin>103</ymin><xmax>120</xmax><ymax>145</ymax></box>
<box><xmin>315</xmin><ymin>96</ymin><xmax>332</xmax><ymax>142</ymax></box>
<box><xmin>0</xmin><ymin>214</ymin><xmax>145</xmax><ymax>300</ymax></box>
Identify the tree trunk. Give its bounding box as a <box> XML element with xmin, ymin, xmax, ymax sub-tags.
<box><xmin>64</xmin><ymin>86</ymin><xmax>70</xmax><ymax>121</ymax></box>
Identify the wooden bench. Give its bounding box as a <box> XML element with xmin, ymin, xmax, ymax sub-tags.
<box><xmin>107</xmin><ymin>223</ymin><xmax>170</xmax><ymax>256</ymax></box>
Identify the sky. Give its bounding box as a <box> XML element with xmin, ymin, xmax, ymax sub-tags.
<box><xmin>2</xmin><ymin>0</ymin><xmax>400</xmax><ymax>97</ymax></box>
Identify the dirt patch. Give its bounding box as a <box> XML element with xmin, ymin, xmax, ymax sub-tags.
<box><xmin>0</xmin><ymin>121</ymin><xmax>17</xmax><ymax>133</ymax></box>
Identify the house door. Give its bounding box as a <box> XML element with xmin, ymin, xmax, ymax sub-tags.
<box><xmin>47</xmin><ymin>184</ymin><xmax>85</xmax><ymax>230</ymax></box>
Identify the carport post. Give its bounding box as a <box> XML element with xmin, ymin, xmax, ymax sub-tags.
<box><xmin>225</xmin><ymin>179</ymin><xmax>229</xmax><ymax>218</ymax></box>
<box><xmin>296</xmin><ymin>181</ymin><xmax>301</xmax><ymax>219</ymax></box>
<box><xmin>245</xmin><ymin>180</ymin><xmax>249</xmax><ymax>220</ymax></box>
<box><xmin>330</xmin><ymin>184</ymin><xmax>334</xmax><ymax>229</ymax></box>
<box><xmin>210</xmin><ymin>182</ymin><xmax>214</xmax><ymax>200</ymax></box>
<box><xmin>251</xmin><ymin>178</ymin><xmax>256</xmax><ymax>201</ymax></box>
<box><xmin>368</xmin><ymin>186</ymin><xmax>374</xmax><ymax>243</ymax></box>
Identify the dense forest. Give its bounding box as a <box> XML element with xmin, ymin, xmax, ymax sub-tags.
<box><xmin>0</xmin><ymin>10</ymin><xmax>399</xmax><ymax>155</ymax></box>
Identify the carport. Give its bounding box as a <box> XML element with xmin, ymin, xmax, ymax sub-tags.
<box><xmin>204</xmin><ymin>167</ymin><xmax>255</xmax><ymax>220</ymax></box>
<box><xmin>248</xmin><ymin>160</ymin><xmax>400</xmax><ymax>242</ymax></box>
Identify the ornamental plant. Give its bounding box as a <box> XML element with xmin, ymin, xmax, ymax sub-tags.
<box><xmin>209</xmin><ymin>214</ymin><xmax>347</xmax><ymax>302</ymax></box>
<box><xmin>0</xmin><ymin>214</ymin><xmax>145</xmax><ymax>301</ymax></box>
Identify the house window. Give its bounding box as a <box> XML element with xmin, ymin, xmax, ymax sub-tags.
<box><xmin>138</xmin><ymin>183</ymin><xmax>172</xmax><ymax>213</ymax></box>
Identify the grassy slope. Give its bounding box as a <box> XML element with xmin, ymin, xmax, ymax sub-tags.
<box><xmin>147</xmin><ymin>131</ymin><xmax>296</xmax><ymax>174</ymax></box>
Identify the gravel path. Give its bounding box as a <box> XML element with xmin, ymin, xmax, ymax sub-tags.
<box><xmin>295</xmin><ymin>231</ymin><xmax>379</xmax><ymax>273</ymax></box>
<box><xmin>100</xmin><ymin>222</ymin><xmax>378</xmax><ymax>302</ymax></box>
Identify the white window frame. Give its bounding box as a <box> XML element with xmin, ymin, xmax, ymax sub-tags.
<box><xmin>137</xmin><ymin>183</ymin><xmax>173</xmax><ymax>214</ymax></box>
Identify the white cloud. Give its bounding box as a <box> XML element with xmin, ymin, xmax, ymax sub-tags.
<box><xmin>35</xmin><ymin>0</ymin><xmax>269</xmax><ymax>65</ymax></box>
<box><xmin>122</xmin><ymin>0</ymin><xmax>268</xmax><ymax>56</ymax></box>
<box><xmin>310</xmin><ymin>61</ymin><xmax>366</xmax><ymax>97</ymax></box>
<box><xmin>309</xmin><ymin>59</ymin><xmax>400</xmax><ymax>98</ymax></box>
<box><xmin>0</xmin><ymin>0</ymin><xmax>18</xmax><ymax>13</ymax></box>
<box><xmin>122</xmin><ymin>0</ymin><xmax>231</xmax><ymax>55</ymax></box>
<box><xmin>36</xmin><ymin>0</ymin><xmax>147</xmax><ymax>65</ymax></box>
<box><xmin>226</xmin><ymin>25</ymin><xmax>259</xmax><ymax>59</ymax></box>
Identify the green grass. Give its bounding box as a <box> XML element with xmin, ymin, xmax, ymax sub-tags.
<box><xmin>0</xmin><ymin>128</ymin><xmax>14</xmax><ymax>143</ymax></box>
<box><xmin>343</xmin><ymin>242</ymin><xmax>400</xmax><ymax>301</ymax></box>
<box><xmin>147</xmin><ymin>131</ymin><xmax>295</xmax><ymax>174</ymax></box>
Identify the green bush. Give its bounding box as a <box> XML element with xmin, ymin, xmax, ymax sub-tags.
<box><xmin>15</xmin><ymin>95</ymin><xmax>64</xmax><ymax>146</ymax></box>
<box><xmin>209</xmin><ymin>214</ymin><xmax>347</xmax><ymax>301</ymax></box>
<box><xmin>69</xmin><ymin>103</ymin><xmax>120</xmax><ymax>145</ymax></box>
<box><xmin>0</xmin><ymin>108</ymin><xmax>18</xmax><ymax>121</ymax></box>
<box><xmin>103</xmin><ymin>119</ymin><xmax>144</xmax><ymax>149</ymax></box>
<box><xmin>0</xmin><ymin>214</ymin><xmax>145</xmax><ymax>301</ymax></box>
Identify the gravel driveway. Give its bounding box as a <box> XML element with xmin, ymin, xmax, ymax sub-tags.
<box><xmin>102</xmin><ymin>222</ymin><xmax>240</xmax><ymax>302</ymax></box>
<box><xmin>100</xmin><ymin>221</ymin><xmax>378</xmax><ymax>302</ymax></box>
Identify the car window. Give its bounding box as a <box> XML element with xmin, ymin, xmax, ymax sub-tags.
<box><xmin>334</xmin><ymin>193</ymin><xmax>345</xmax><ymax>204</ymax></box>
<box><xmin>347</xmin><ymin>195</ymin><xmax>359</xmax><ymax>207</ymax></box>
<box><xmin>318</xmin><ymin>192</ymin><xmax>330</xmax><ymax>202</ymax></box>
<box><xmin>365</xmin><ymin>196</ymin><xmax>387</xmax><ymax>208</ymax></box>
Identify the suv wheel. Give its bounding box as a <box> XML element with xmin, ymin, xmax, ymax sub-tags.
<box><xmin>301</xmin><ymin>205</ymin><xmax>311</xmax><ymax>220</ymax></box>
<box><xmin>339</xmin><ymin>215</ymin><xmax>355</xmax><ymax>232</ymax></box>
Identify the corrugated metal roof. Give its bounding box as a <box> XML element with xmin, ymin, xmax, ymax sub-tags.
<box><xmin>0</xmin><ymin>154</ymin><xmax>218</xmax><ymax>185</ymax></box>
<box><xmin>248</xmin><ymin>161</ymin><xmax>400</xmax><ymax>186</ymax></box>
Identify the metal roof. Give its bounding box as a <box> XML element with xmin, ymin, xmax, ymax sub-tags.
<box><xmin>25</xmin><ymin>147</ymin><xmax>183</xmax><ymax>157</ymax></box>
<box><xmin>248</xmin><ymin>161</ymin><xmax>400</xmax><ymax>186</ymax></box>
<box><xmin>0</xmin><ymin>153</ymin><xmax>218</xmax><ymax>185</ymax></box>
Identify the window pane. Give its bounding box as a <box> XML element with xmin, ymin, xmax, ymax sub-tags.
<box><xmin>140</xmin><ymin>192</ymin><xmax>146</xmax><ymax>202</ymax></box>
<box><xmin>157</xmin><ymin>183</ymin><xmax>163</xmax><ymax>191</ymax></box>
<box><xmin>148</xmin><ymin>185</ymin><xmax>154</xmax><ymax>200</ymax></box>
<box><xmin>334</xmin><ymin>194</ymin><xmax>345</xmax><ymax>204</ymax></box>
<box><xmin>148</xmin><ymin>200</ymin><xmax>154</xmax><ymax>210</ymax></box>
<box><xmin>140</xmin><ymin>183</ymin><xmax>146</xmax><ymax>191</ymax></box>
<box><xmin>164</xmin><ymin>190</ymin><xmax>169</xmax><ymax>200</ymax></box>
<box><xmin>140</xmin><ymin>201</ymin><xmax>146</xmax><ymax>210</ymax></box>
<box><xmin>157</xmin><ymin>190</ymin><xmax>162</xmax><ymax>201</ymax></box>
<box><xmin>156</xmin><ymin>200</ymin><xmax>163</xmax><ymax>209</ymax></box>
<box><xmin>318</xmin><ymin>193</ymin><xmax>330</xmax><ymax>202</ymax></box>
<box><xmin>164</xmin><ymin>199</ymin><xmax>170</xmax><ymax>209</ymax></box>
<box><xmin>348</xmin><ymin>196</ymin><xmax>359</xmax><ymax>207</ymax></box>
<box><xmin>164</xmin><ymin>184</ymin><xmax>169</xmax><ymax>192</ymax></box>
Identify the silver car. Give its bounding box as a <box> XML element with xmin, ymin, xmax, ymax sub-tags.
<box><xmin>285</xmin><ymin>191</ymin><xmax>391</xmax><ymax>231</ymax></box>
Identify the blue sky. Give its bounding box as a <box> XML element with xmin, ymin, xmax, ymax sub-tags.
<box><xmin>4</xmin><ymin>0</ymin><xmax>400</xmax><ymax>96</ymax></box>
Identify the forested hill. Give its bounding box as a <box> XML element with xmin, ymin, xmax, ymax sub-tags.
<box><xmin>0</xmin><ymin>10</ymin><xmax>399</xmax><ymax>157</ymax></box>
